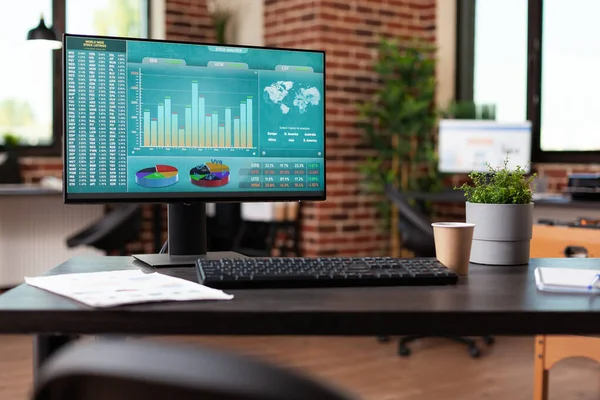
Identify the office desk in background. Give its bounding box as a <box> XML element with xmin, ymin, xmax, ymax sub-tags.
<box><xmin>406</xmin><ymin>190</ymin><xmax>600</xmax><ymax>258</ymax></box>
<box><xmin>0</xmin><ymin>185</ymin><xmax>103</xmax><ymax>287</ymax></box>
<box><xmin>1</xmin><ymin>256</ymin><xmax>600</xmax><ymax>381</ymax></box>
<box><xmin>405</xmin><ymin>190</ymin><xmax>600</xmax><ymax>221</ymax></box>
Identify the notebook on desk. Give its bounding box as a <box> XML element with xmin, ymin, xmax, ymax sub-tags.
<box><xmin>535</xmin><ymin>267</ymin><xmax>600</xmax><ymax>293</ymax></box>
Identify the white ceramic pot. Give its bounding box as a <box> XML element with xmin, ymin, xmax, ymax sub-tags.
<box><xmin>465</xmin><ymin>202</ymin><xmax>533</xmax><ymax>265</ymax></box>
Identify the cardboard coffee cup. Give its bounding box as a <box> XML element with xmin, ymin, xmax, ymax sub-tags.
<box><xmin>431</xmin><ymin>222</ymin><xmax>475</xmax><ymax>275</ymax></box>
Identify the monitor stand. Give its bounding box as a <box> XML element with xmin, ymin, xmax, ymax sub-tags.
<box><xmin>133</xmin><ymin>203</ymin><xmax>245</xmax><ymax>267</ymax></box>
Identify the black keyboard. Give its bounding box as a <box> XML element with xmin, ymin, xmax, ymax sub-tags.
<box><xmin>196</xmin><ymin>257</ymin><xmax>458</xmax><ymax>289</ymax></box>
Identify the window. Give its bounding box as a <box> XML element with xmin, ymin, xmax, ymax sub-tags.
<box><xmin>0</xmin><ymin>0</ymin><xmax>148</xmax><ymax>154</ymax></box>
<box><xmin>457</xmin><ymin>0</ymin><xmax>600</xmax><ymax>163</ymax></box>
<box><xmin>539</xmin><ymin>0</ymin><xmax>600</xmax><ymax>152</ymax></box>
<box><xmin>66</xmin><ymin>0</ymin><xmax>148</xmax><ymax>38</ymax></box>
<box><xmin>473</xmin><ymin>0</ymin><xmax>528</xmax><ymax>122</ymax></box>
<box><xmin>0</xmin><ymin>1</ymin><xmax>54</xmax><ymax>147</ymax></box>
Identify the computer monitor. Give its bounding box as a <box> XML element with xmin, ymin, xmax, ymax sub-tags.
<box><xmin>437</xmin><ymin>119</ymin><xmax>532</xmax><ymax>174</ymax></box>
<box><xmin>63</xmin><ymin>34</ymin><xmax>325</xmax><ymax>266</ymax></box>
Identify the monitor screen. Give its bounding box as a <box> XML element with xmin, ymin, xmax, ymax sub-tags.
<box><xmin>63</xmin><ymin>35</ymin><xmax>325</xmax><ymax>203</ymax></box>
<box><xmin>437</xmin><ymin>119</ymin><xmax>532</xmax><ymax>174</ymax></box>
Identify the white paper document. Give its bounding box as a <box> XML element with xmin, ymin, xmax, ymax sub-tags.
<box><xmin>25</xmin><ymin>270</ymin><xmax>233</xmax><ymax>307</ymax></box>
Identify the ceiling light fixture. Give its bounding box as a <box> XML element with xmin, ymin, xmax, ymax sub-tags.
<box><xmin>27</xmin><ymin>14</ymin><xmax>62</xmax><ymax>50</ymax></box>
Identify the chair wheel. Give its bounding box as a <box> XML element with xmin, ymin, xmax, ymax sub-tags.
<box><xmin>483</xmin><ymin>336</ymin><xmax>495</xmax><ymax>345</ymax></box>
<box><xmin>398</xmin><ymin>346</ymin><xmax>411</xmax><ymax>357</ymax></box>
<box><xmin>469</xmin><ymin>346</ymin><xmax>481</xmax><ymax>358</ymax></box>
<box><xmin>377</xmin><ymin>336</ymin><xmax>390</xmax><ymax>343</ymax></box>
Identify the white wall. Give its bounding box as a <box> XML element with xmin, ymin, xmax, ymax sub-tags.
<box><xmin>436</xmin><ymin>0</ymin><xmax>457</xmax><ymax>107</ymax></box>
<box><xmin>222</xmin><ymin>0</ymin><xmax>264</xmax><ymax>46</ymax></box>
<box><xmin>0</xmin><ymin>196</ymin><xmax>104</xmax><ymax>287</ymax></box>
<box><xmin>150</xmin><ymin>0</ymin><xmax>166</xmax><ymax>39</ymax></box>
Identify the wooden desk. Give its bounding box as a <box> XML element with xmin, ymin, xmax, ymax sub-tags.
<box><xmin>2</xmin><ymin>256</ymin><xmax>600</xmax><ymax>336</ymax></box>
<box><xmin>0</xmin><ymin>184</ymin><xmax>61</xmax><ymax>196</ymax></box>
<box><xmin>2</xmin><ymin>256</ymin><xmax>600</xmax><ymax>382</ymax></box>
<box><xmin>531</xmin><ymin>225</ymin><xmax>600</xmax><ymax>258</ymax></box>
<box><xmin>529</xmin><ymin>225</ymin><xmax>600</xmax><ymax>400</ymax></box>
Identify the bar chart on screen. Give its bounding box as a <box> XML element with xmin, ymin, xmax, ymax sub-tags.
<box><xmin>129</xmin><ymin>66</ymin><xmax>258</xmax><ymax>154</ymax></box>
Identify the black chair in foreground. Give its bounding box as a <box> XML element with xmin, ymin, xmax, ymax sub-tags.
<box><xmin>32</xmin><ymin>340</ymin><xmax>356</xmax><ymax>400</ymax></box>
<box><xmin>66</xmin><ymin>204</ymin><xmax>142</xmax><ymax>255</ymax></box>
<box><xmin>378</xmin><ymin>184</ymin><xmax>495</xmax><ymax>358</ymax></box>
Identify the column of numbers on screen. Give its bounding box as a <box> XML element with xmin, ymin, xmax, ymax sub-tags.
<box><xmin>66</xmin><ymin>51</ymin><xmax>77</xmax><ymax>187</ymax></box>
<box><xmin>67</xmin><ymin>45</ymin><xmax>129</xmax><ymax>193</ymax></box>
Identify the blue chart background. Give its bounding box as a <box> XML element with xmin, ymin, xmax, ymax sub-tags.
<box><xmin>129</xmin><ymin>62</ymin><xmax>259</xmax><ymax>157</ymax></box>
<box><xmin>127</xmin><ymin>156</ymin><xmax>324</xmax><ymax>193</ymax></box>
<box><xmin>121</xmin><ymin>39</ymin><xmax>325</xmax><ymax>194</ymax></box>
<box><xmin>259</xmin><ymin>71</ymin><xmax>324</xmax><ymax>158</ymax></box>
<box><xmin>125</xmin><ymin>40</ymin><xmax>324</xmax><ymax>73</ymax></box>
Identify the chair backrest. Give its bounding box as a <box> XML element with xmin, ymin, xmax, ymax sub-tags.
<box><xmin>384</xmin><ymin>185</ymin><xmax>435</xmax><ymax>257</ymax></box>
<box><xmin>33</xmin><ymin>340</ymin><xmax>357</xmax><ymax>400</ymax></box>
<box><xmin>66</xmin><ymin>205</ymin><xmax>142</xmax><ymax>252</ymax></box>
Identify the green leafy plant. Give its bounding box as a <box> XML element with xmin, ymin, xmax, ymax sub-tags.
<box><xmin>2</xmin><ymin>132</ymin><xmax>20</xmax><ymax>148</ymax></box>
<box><xmin>441</xmin><ymin>101</ymin><xmax>496</xmax><ymax>120</ymax></box>
<box><xmin>207</xmin><ymin>0</ymin><xmax>234</xmax><ymax>44</ymax></box>
<box><xmin>456</xmin><ymin>159</ymin><xmax>536</xmax><ymax>204</ymax></box>
<box><xmin>479</xmin><ymin>104</ymin><xmax>496</xmax><ymax>120</ymax></box>
<box><xmin>358</xmin><ymin>38</ymin><xmax>443</xmax><ymax>226</ymax></box>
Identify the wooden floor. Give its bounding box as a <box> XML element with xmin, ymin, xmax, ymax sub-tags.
<box><xmin>2</xmin><ymin>335</ymin><xmax>598</xmax><ymax>399</ymax></box>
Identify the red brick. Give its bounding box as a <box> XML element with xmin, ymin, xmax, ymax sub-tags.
<box><xmin>319</xmin><ymin>226</ymin><xmax>338</xmax><ymax>233</ymax></box>
<box><xmin>355</xmin><ymin>51</ymin><xmax>373</xmax><ymax>60</ymax></box>
<box><xmin>321</xmin><ymin>12</ymin><xmax>340</xmax><ymax>21</ymax></box>
<box><xmin>540</xmin><ymin>169</ymin><xmax>569</xmax><ymax>178</ymax></box>
<box><xmin>388</xmin><ymin>0</ymin><xmax>408</xmax><ymax>6</ymax></box>
<box><xmin>166</xmin><ymin>0</ymin><xmax>214</xmax><ymax>42</ymax></box>
<box><xmin>408</xmin><ymin>2</ymin><xmax>435</xmax><ymax>10</ymax></box>
<box><xmin>571</xmin><ymin>168</ymin><xmax>600</xmax><ymax>174</ymax></box>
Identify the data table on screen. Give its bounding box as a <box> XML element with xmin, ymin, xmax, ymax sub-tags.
<box><xmin>65</xmin><ymin>40</ymin><xmax>128</xmax><ymax>192</ymax></box>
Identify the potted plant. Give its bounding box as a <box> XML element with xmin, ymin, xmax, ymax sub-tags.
<box><xmin>456</xmin><ymin>159</ymin><xmax>535</xmax><ymax>265</ymax></box>
<box><xmin>441</xmin><ymin>101</ymin><xmax>497</xmax><ymax>120</ymax></box>
<box><xmin>207</xmin><ymin>0</ymin><xmax>234</xmax><ymax>45</ymax></box>
<box><xmin>0</xmin><ymin>132</ymin><xmax>23</xmax><ymax>184</ymax></box>
<box><xmin>358</xmin><ymin>38</ymin><xmax>443</xmax><ymax>256</ymax></box>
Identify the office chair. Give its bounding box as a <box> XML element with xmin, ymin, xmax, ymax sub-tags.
<box><xmin>378</xmin><ymin>184</ymin><xmax>495</xmax><ymax>358</ymax></box>
<box><xmin>32</xmin><ymin>340</ymin><xmax>356</xmax><ymax>400</ymax></box>
<box><xmin>0</xmin><ymin>150</ymin><xmax>23</xmax><ymax>184</ymax></box>
<box><xmin>66</xmin><ymin>204</ymin><xmax>142</xmax><ymax>255</ymax></box>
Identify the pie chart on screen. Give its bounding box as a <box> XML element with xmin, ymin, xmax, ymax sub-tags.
<box><xmin>135</xmin><ymin>165</ymin><xmax>179</xmax><ymax>188</ymax></box>
<box><xmin>190</xmin><ymin>162</ymin><xmax>230</xmax><ymax>187</ymax></box>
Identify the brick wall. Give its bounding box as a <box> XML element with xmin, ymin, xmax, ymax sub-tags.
<box><xmin>264</xmin><ymin>0</ymin><xmax>436</xmax><ymax>256</ymax></box>
<box><xmin>19</xmin><ymin>157</ymin><xmax>62</xmax><ymax>183</ymax></box>
<box><xmin>535</xmin><ymin>163</ymin><xmax>600</xmax><ymax>193</ymax></box>
<box><xmin>165</xmin><ymin>0</ymin><xmax>215</xmax><ymax>42</ymax></box>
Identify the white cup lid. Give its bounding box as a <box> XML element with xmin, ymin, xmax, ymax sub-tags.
<box><xmin>431</xmin><ymin>222</ymin><xmax>475</xmax><ymax>228</ymax></box>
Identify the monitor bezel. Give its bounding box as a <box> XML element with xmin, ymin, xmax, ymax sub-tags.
<box><xmin>62</xmin><ymin>33</ymin><xmax>326</xmax><ymax>204</ymax></box>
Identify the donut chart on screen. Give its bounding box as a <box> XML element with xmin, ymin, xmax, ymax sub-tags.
<box><xmin>135</xmin><ymin>165</ymin><xmax>179</xmax><ymax>188</ymax></box>
<box><xmin>190</xmin><ymin>162</ymin><xmax>230</xmax><ymax>187</ymax></box>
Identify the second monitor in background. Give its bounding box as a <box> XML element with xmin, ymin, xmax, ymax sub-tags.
<box><xmin>437</xmin><ymin>119</ymin><xmax>532</xmax><ymax>174</ymax></box>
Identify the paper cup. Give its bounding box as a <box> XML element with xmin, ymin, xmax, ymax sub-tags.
<box><xmin>431</xmin><ymin>222</ymin><xmax>475</xmax><ymax>275</ymax></box>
